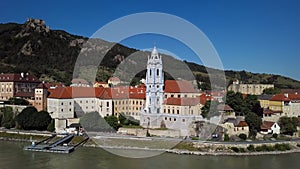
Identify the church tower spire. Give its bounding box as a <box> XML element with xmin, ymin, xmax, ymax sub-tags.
<box><xmin>145</xmin><ymin>45</ymin><xmax>164</xmax><ymax>114</ymax></box>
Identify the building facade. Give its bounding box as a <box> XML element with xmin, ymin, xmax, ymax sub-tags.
<box><xmin>33</xmin><ymin>83</ymin><xmax>48</xmax><ymax>111</ymax></box>
<box><xmin>140</xmin><ymin>46</ymin><xmax>205</xmax><ymax>136</ymax></box>
<box><xmin>228</xmin><ymin>79</ymin><xmax>274</xmax><ymax>95</ymax></box>
<box><xmin>0</xmin><ymin>73</ymin><xmax>40</xmax><ymax>100</ymax></box>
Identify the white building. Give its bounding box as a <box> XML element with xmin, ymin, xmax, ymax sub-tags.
<box><xmin>47</xmin><ymin>87</ymin><xmax>113</xmax><ymax>131</ymax></box>
<box><xmin>260</xmin><ymin>121</ymin><xmax>280</xmax><ymax>135</ymax></box>
<box><xmin>140</xmin><ymin>46</ymin><xmax>206</xmax><ymax>136</ymax></box>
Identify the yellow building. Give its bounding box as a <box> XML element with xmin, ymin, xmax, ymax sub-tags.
<box><xmin>110</xmin><ymin>86</ymin><xmax>146</xmax><ymax>120</ymax></box>
<box><xmin>163</xmin><ymin>97</ymin><xmax>202</xmax><ymax>117</ymax></box>
<box><xmin>262</xmin><ymin>93</ymin><xmax>300</xmax><ymax>122</ymax></box>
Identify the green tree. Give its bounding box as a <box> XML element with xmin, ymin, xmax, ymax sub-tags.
<box><xmin>47</xmin><ymin>119</ymin><xmax>55</xmax><ymax>132</ymax></box>
<box><xmin>37</xmin><ymin>111</ymin><xmax>52</xmax><ymax>130</ymax></box>
<box><xmin>225</xmin><ymin>91</ymin><xmax>247</xmax><ymax>113</ymax></box>
<box><xmin>244</xmin><ymin>94</ymin><xmax>263</xmax><ymax>117</ymax></box>
<box><xmin>104</xmin><ymin>115</ymin><xmax>119</xmax><ymax>130</ymax></box>
<box><xmin>0</xmin><ymin>106</ymin><xmax>15</xmax><ymax>129</ymax></box>
<box><xmin>201</xmin><ymin>100</ymin><xmax>218</xmax><ymax>118</ymax></box>
<box><xmin>262</xmin><ymin>87</ymin><xmax>281</xmax><ymax>95</ymax></box>
<box><xmin>238</xmin><ymin>133</ymin><xmax>247</xmax><ymax>140</ymax></box>
<box><xmin>8</xmin><ymin>97</ymin><xmax>29</xmax><ymax>105</ymax></box>
<box><xmin>225</xmin><ymin>91</ymin><xmax>263</xmax><ymax>117</ymax></box>
<box><xmin>224</xmin><ymin>134</ymin><xmax>230</xmax><ymax>142</ymax></box>
<box><xmin>118</xmin><ymin>113</ymin><xmax>140</xmax><ymax>126</ymax></box>
<box><xmin>118</xmin><ymin>113</ymin><xmax>129</xmax><ymax>125</ymax></box>
<box><xmin>15</xmin><ymin>107</ymin><xmax>52</xmax><ymax>130</ymax></box>
<box><xmin>245</xmin><ymin>112</ymin><xmax>262</xmax><ymax>138</ymax></box>
<box><xmin>278</xmin><ymin>117</ymin><xmax>298</xmax><ymax>135</ymax></box>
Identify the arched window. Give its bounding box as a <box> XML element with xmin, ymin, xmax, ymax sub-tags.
<box><xmin>157</xmin><ymin>69</ymin><xmax>159</xmax><ymax>76</ymax></box>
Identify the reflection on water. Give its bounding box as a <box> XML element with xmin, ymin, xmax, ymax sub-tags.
<box><xmin>1</xmin><ymin>141</ymin><xmax>300</xmax><ymax>169</ymax></box>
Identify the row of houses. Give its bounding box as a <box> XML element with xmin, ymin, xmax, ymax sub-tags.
<box><xmin>47</xmin><ymin>80</ymin><xmax>212</xmax><ymax>131</ymax></box>
<box><xmin>0</xmin><ymin>72</ymin><xmax>286</xmax><ymax>137</ymax></box>
<box><xmin>259</xmin><ymin>93</ymin><xmax>300</xmax><ymax>122</ymax></box>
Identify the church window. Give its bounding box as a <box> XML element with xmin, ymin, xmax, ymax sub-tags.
<box><xmin>157</xmin><ymin>69</ymin><xmax>159</xmax><ymax>76</ymax></box>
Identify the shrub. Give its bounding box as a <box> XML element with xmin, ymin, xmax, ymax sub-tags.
<box><xmin>146</xmin><ymin>130</ymin><xmax>151</xmax><ymax>137</ymax></box>
<box><xmin>247</xmin><ymin>145</ymin><xmax>255</xmax><ymax>152</ymax></box>
<box><xmin>272</xmin><ymin>133</ymin><xmax>278</xmax><ymax>139</ymax></box>
<box><xmin>255</xmin><ymin>146</ymin><xmax>263</xmax><ymax>152</ymax></box>
<box><xmin>274</xmin><ymin>144</ymin><xmax>291</xmax><ymax>151</ymax></box>
<box><xmin>47</xmin><ymin>119</ymin><xmax>55</xmax><ymax>132</ymax></box>
<box><xmin>1</xmin><ymin>107</ymin><xmax>15</xmax><ymax>129</ymax></box>
<box><xmin>231</xmin><ymin>147</ymin><xmax>239</xmax><ymax>153</ymax></box>
<box><xmin>238</xmin><ymin>133</ymin><xmax>247</xmax><ymax>140</ymax></box>
<box><xmin>239</xmin><ymin>148</ymin><xmax>246</xmax><ymax>153</ymax></box>
<box><xmin>15</xmin><ymin>107</ymin><xmax>51</xmax><ymax>131</ymax></box>
<box><xmin>224</xmin><ymin>134</ymin><xmax>230</xmax><ymax>142</ymax></box>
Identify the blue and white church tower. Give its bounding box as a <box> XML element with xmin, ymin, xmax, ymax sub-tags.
<box><xmin>145</xmin><ymin>46</ymin><xmax>164</xmax><ymax>114</ymax></box>
<box><xmin>141</xmin><ymin>46</ymin><xmax>164</xmax><ymax>128</ymax></box>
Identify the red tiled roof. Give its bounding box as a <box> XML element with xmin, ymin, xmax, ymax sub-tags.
<box><xmin>48</xmin><ymin>86</ymin><xmax>146</xmax><ymax>100</ymax></box>
<box><xmin>48</xmin><ymin>87</ymin><xmax>105</xmax><ymax>99</ymax></box>
<box><xmin>261</xmin><ymin>121</ymin><xmax>275</xmax><ymax>130</ymax></box>
<box><xmin>270</xmin><ymin>93</ymin><xmax>300</xmax><ymax>101</ymax></box>
<box><xmin>164</xmin><ymin>97</ymin><xmax>200</xmax><ymax>106</ymax></box>
<box><xmin>164</xmin><ymin>80</ymin><xmax>198</xmax><ymax>93</ymax></box>
<box><xmin>48</xmin><ymin>87</ymin><xmax>73</xmax><ymax>99</ymax></box>
<box><xmin>237</xmin><ymin>121</ymin><xmax>248</xmax><ymax>127</ymax></box>
<box><xmin>0</xmin><ymin>73</ymin><xmax>40</xmax><ymax>83</ymax></box>
<box><xmin>199</xmin><ymin>94</ymin><xmax>212</xmax><ymax>105</ymax></box>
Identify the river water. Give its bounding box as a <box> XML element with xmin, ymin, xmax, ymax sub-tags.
<box><xmin>1</xmin><ymin>140</ymin><xmax>300</xmax><ymax>169</ymax></box>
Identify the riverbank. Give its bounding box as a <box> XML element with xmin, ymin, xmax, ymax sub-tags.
<box><xmin>1</xmin><ymin>130</ymin><xmax>300</xmax><ymax>156</ymax></box>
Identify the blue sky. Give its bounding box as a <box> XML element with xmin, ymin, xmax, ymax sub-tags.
<box><xmin>1</xmin><ymin>0</ymin><xmax>300</xmax><ymax>81</ymax></box>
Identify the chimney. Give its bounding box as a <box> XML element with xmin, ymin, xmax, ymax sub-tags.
<box><xmin>284</xmin><ymin>93</ymin><xmax>289</xmax><ymax>98</ymax></box>
<box><xmin>21</xmin><ymin>72</ymin><xmax>24</xmax><ymax>78</ymax></box>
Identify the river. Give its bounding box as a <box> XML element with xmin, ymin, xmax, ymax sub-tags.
<box><xmin>1</xmin><ymin>140</ymin><xmax>300</xmax><ymax>169</ymax></box>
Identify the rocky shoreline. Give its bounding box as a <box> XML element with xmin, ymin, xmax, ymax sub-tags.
<box><xmin>167</xmin><ymin>148</ymin><xmax>300</xmax><ymax>156</ymax></box>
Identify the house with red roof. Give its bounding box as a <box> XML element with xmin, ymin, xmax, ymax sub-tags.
<box><xmin>111</xmin><ymin>86</ymin><xmax>146</xmax><ymax>120</ymax></box>
<box><xmin>221</xmin><ymin>118</ymin><xmax>249</xmax><ymax>137</ymax></box>
<box><xmin>47</xmin><ymin>85</ymin><xmax>146</xmax><ymax>131</ymax></box>
<box><xmin>163</xmin><ymin>97</ymin><xmax>202</xmax><ymax>118</ymax></box>
<box><xmin>164</xmin><ymin>80</ymin><xmax>200</xmax><ymax>99</ymax></box>
<box><xmin>260</xmin><ymin>121</ymin><xmax>280</xmax><ymax>135</ymax></box>
<box><xmin>269</xmin><ymin>93</ymin><xmax>300</xmax><ymax>119</ymax></box>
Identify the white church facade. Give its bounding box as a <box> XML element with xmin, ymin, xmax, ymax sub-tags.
<box><xmin>140</xmin><ymin>46</ymin><xmax>205</xmax><ymax>136</ymax></box>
